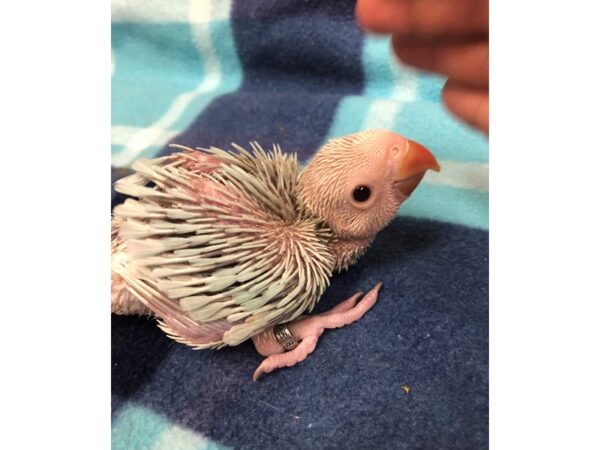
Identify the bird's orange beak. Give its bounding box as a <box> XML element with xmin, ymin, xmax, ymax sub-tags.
<box><xmin>396</xmin><ymin>140</ymin><xmax>441</xmax><ymax>197</ymax></box>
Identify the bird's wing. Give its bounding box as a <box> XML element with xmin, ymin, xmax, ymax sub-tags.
<box><xmin>112</xmin><ymin>144</ymin><xmax>334</xmax><ymax>348</ymax></box>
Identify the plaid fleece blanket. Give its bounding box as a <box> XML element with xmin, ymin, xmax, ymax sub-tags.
<box><xmin>111</xmin><ymin>1</ymin><xmax>489</xmax><ymax>449</ymax></box>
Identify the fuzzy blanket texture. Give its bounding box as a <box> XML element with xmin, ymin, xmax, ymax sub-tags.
<box><xmin>111</xmin><ymin>1</ymin><xmax>489</xmax><ymax>449</ymax></box>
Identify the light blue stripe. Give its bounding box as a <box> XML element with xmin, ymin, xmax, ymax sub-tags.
<box><xmin>111</xmin><ymin>23</ymin><xmax>208</xmax><ymax>129</ymax></box>
<box><xmin>400</xmin><ymin>183</ymin><xmax>489</xmax><ymax>229</ymax></box>
<box><xmin>416</xmin><ymin>72</ymin><xmax>446</xmax><ymax>102</ymax></box>
<box><xmin>363</xmin><ymin>36</ymin><xmax>395</xmax><ymax>98</ymax></box>
<box><xmin>326</xmin><ymin>35</ymin><xmax>395</xmax><ymax>140</ymax></box>
<box><xmin>326</xmin><ymin>95</ymin><xmax>367</xmax><ymax>139</ymax></box>
<box><xmin>166</xmin><ymin>18</ymin><xmax>242</xmax><ymax>133</ymax></box>
<box><xmin>111</xmin><ymin>1</ymin><xmax>242</xmax><ymax>161</ymax></box>
<box><xmin>112</xmin><ymin>143</ymin><xmax>123</xmax><ymax>156</ymax></box>
<box><xmin>327</xmin><ymin>36</ymin><xmax>400</xmax><ymax>138</ymax></box>
<box><xmin>327</xmin><ymin>96</ymin><xmax>488</xmax><ymax>163</ymax></box>
<box><xmin>112</xmin><ymin>403</ymin><xmax>229</xmax><ymax>450</ymax></box>
<box><xmin>391</xmin><ymin>101</ymin><xmax>488</xmax><ymax>163</ymax></box>
<box><xmin>112</xmin><ymin>403</ymin><xmax>170</xmax><ymax>450</ymax></box>
<box><xmin>111</xmin><ymin>143</ymin><xmax>165</xmax><ymax>160</ymax></box>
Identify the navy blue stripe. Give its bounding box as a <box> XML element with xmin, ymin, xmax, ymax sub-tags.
<box><xmin>231</xmin><ymin>0</ymin><xmax>358</xmax><ymax>21</ymax></box>
<box><xmin>111</xmin><ymin>314</ymin><xmax>174</xmax><ymax>414</ymax></box>
<box><xmin>158</xmin><ymin>2</ymin><xmax>365</xmax><ymax>160</ymax></box>
<box><xmin>158</xmin><ymin>90</ymin><xmax>352</xmax><ymax>159</ymax></box>
<box><xmin>112</xmin><ymin>217</ymin><xmax>488</xmax><ymax>449</ymax></box>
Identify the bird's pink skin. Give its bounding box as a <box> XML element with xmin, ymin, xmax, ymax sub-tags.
<box><xmin>111</xmin><ymin>130</ymin><xmax>440</xmax><ymax>380</ymax></box>
<box><xmin>252</xmin><ymin>282</ymin><xmax>382</xmax><ymax>381</ymax></box>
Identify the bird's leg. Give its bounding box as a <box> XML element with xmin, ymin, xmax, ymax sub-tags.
<box><xmin>252</xmin><ymin>282</ymin><xmax>382</xmax><ymax>380</ymax></box>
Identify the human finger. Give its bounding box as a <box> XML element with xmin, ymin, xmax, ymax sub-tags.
<box><xmin>442</xmin><ymin>80</ymin><xmax>489</xmax><ymax>133</ymax></box>
<box><xmin>356</xmin><ymin>0</ymin><xmax>488</xmax><ymax>38</ymax></box>
<box><xmin>392</xmin><ymin>36</ymin><xmax>488</xmax><ymax>87</ymax></box>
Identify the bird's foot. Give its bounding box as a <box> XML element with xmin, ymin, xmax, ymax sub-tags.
<box><xmin>252</xmin><ymin>282</ymin><xmax>382</xmax><ymax>381</ymax></box>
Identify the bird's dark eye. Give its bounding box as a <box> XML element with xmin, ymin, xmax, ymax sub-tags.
<box><xmin>352</xmin><ymin>185</ymin><xmax>371</xmax><ymax>202</ymax></box>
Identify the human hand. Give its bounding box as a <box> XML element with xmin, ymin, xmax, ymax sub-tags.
<box><xmin>356</xmin><ymin>0</ymin><xmax>489</xmax><ymax>134</ymax></box>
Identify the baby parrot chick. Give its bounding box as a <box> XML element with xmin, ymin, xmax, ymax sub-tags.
<box><xmin>111</xmin><ymin>129</ymin><xmax>440</xmax><ymax>380</ymax></box>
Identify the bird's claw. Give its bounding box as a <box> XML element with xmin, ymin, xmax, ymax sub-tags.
<box><xmin>253</xmin><ymin>282</ymin><xmax>382</xmax><ymax>380</ymax></box>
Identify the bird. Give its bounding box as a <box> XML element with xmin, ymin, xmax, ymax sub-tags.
<box><xmin>111</xmin><ymin>129</ymin><xmax>440</xmax><ymax>380</ymax></box>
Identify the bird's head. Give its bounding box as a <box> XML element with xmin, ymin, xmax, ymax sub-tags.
<box><xmin>297</xmin><ymin>129</ymin><xmax>440</xmax><ymax>241</ymax></box>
